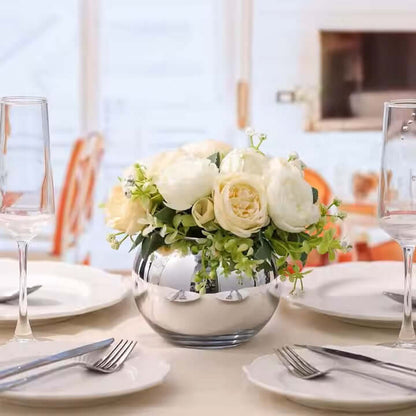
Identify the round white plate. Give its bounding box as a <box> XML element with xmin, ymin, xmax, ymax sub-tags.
<box><xmin>0</xmin><ymin>259</ymin><xmax>129</xmax><ymax>325</ymax></box>
<box><xmin>243</xmin><ymin>345</ymin><xmax>416</xmax><ymax>412</ymax></box>
<box><xmin>0</xmin><ymin>341</ymin><xmax>170</xmax><ymax>407</ymax></box>
<box><xmin>286</xmin><ymin>261</ymin><xmax>407</xmax><ymax>328</ymax></box>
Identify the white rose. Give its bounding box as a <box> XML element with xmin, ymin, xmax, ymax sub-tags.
<box><xmin>213</xmin><ymin>173</ymin><xmax>269</xmax><ymax>238</ymax></box>
<box><xmin>145</xmin><ymin>149</ymin><xmax>187</xmax><ymax>179</ymax></box>
<box><xmin>155</xmin><ymin>157</ymin><xmax>218</xmax><ymax>210</ymax></box>
<box><xmin>220</xmin><ymin>148</ymin><xmax>268</xmax><ymax>176</ymax></box>
<box><xmin>105</xmin><ymin>185</ymin><xmax>147</xmax><ymax>235</ymax></box>
<box><xmin>267</xmin><ymin>158</ymin><xmax>320</xmax><ymax>233</ymax></box>
<box><xmin>182</xmin><ymin>139</ymin><xmax>232</xmax><ymax>159</ymax></box>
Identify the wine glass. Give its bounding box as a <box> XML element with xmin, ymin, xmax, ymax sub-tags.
<box><xmin>378</xmin><ymin>99</ymin><xmax>416</xmax><ymax>348</ymax></box>
<box><xmin>0</xmin><ymin>97</ymin><xmax>55</xmax><ymax>342</ymax></box>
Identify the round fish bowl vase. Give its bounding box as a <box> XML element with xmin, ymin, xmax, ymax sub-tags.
<box><xmin>132</xmin><ymin>249</ymin><xmax>281</xmax><ymax>349</ymax></box>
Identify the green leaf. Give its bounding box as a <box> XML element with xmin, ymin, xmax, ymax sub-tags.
<box><xmin>141</xmin><ymin>232</ymin><xmax>165</xmax><ymax>261</ymax></box>
<box><xmin>300</xmin><ymin>252</ymin><xmax>308</xmax><ymax>265</ymax></box>
<box><xmin>207</xmin><ymin>152</ymin><xmax>221</xmax><ymax>168</ymax></box>
<box><xmin>155</xmin><ymin>206</ymin><xmax>176</xmax><ymax>225</ymax></box>
<box><xmin>312</xmin><ymin>187</ymin><xmax>318</xmax><ymax>204</ymax></box>
<box><xmin>254</xmin><ymin>243</ymin><xmax>272</xmax><ymax>260</ymax></box>
<box><xmin>181</xmin><ymin>214</ymin><xmax>196</xmax><ymax>227</ymax></box>
<box><xmin>270</xmin><ymin>240</ymin><xmax>288</xmax><ymax>256</ymax></box>
<box><xmin>254</xmin><ymin>234</ymin><xmax>272</xmax><ymax>260</ymax></box>
<box><xmin>129</xmin><ymin>234</ymin><xmax>144</xmax><ymax>253</ymax></box>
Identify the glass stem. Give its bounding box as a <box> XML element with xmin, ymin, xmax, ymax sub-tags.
<box><xmin>14</xmin><ymin>241</ymin><xmax>33</xmax><ymax>341</ymax></box>
<box><xmin>399</xmin><ymin>245</ymin><xmax>416</xmax><ymax>344</ymax></box>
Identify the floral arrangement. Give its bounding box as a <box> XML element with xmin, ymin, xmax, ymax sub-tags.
<box><xmin>105</xmin><ymin>129</ymin><xmax>347</xmax><ymax>293</ymax></box>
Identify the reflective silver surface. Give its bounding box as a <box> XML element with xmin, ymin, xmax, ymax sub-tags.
<box><xmin>133</xmin><ymin>249</ymin><xmax>281</xmax><ymax>349</ymax></box>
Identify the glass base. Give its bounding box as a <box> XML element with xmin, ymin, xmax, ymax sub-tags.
<box><xmin>378</xmin><ymin>340</ymin><xmax>416</xmax><ymax>349</ymax></box>
<box><xmin>145</xmin><ymin>319</ymin><xmax>268</xmax><ymax>349</ymax></box>
<box><xmin>8</xmin><ymin>335</ymin><xmax>51</xmax><ymax>344</ymax></box>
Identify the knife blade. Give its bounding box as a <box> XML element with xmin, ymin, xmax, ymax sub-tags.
<box><xmin>0</xmin><ymin>337</ymin><xmax>114</xmax><ymax>380</ymax></box>
<box><xmin>383</xmin><ymin>291</ymin><xmax>416</xmax><ymax>307</ymax></box>
<box><xmin>296</xmin><ymin>344</ymin><xmax>416</xmax><ymax>375</ymax></box>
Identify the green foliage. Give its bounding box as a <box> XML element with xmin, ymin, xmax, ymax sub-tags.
<box><xmin>107</xmin><ymin>159</ymin><xmax>349</xmax><ymax>294</ymax></box>
<box><xmin>130</xmin><ymin>163</ymin><xmax>163</xmax><ymax>210</ymax></box>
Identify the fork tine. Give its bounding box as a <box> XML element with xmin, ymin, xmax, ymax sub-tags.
<box><xmin>101</xmin><ymin>340</ymin><xmax>136</xmax><ymax>370</ymax></box>
<box><xmin>99</xmin><ymin>340</ymin><xmax>130</xmax><ymax>369</ymax></box>
<box><xmin>285</xmin><ymin>346</ymin><xmax>319</xmax><ymax>373</ymax></box>
<box><xmin>283</xmin><ymin>346</ymin><xmax>319</xmax><ymax>375</ymax></box>
<box><xmin>105</xmin><ymin>340</ymin><xmax>137</xmax><ymax>370</ymax></box>
<box><xmin>94</xmin><ymin>339</ymin><xmax>125</xmax><ymax>367</ymax></box>
<box><xmin>273</xmin><ymin>348</ymin><xmax>306</xmax><ymax>377</ymax></box>
<box><xmin>280</xmin><ymin>347</ymin><xmax>312</xmax><ymax>377</ymax></box>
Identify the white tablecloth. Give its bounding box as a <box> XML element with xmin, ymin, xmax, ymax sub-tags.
<box><xmin>0</xmin><ymin>288</ymin><xmax>413</xmax><ymax>416</ymax></box>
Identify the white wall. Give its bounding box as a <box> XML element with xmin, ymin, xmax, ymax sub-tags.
<box><xmin>250</xmin><ymin>0</ymin><xmax>416</xmax><ymax>200</ymax></box>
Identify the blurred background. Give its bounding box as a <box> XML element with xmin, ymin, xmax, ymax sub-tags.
<box><xmin>1</xmin><ymin>0</ymin><xmax>415</xmax><ymax>270</ymax></box>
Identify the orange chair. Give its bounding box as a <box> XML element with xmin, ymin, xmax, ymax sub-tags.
<box><xmin>303</xmin><ymin>168</ymin><xmax>333</xmax><ymax>267</ymax></box>
<box><xmin>304</xmin><ymin>169</ymin><xmax>332</xmax><ymax>206</ymax></box>
<box><xmin>52</xmin><ymin>132</ymin><xmax>104</xmax><ymax>262</ymax></box>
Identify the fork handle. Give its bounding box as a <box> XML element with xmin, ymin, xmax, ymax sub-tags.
<box><xmin>0</xmin><ymin>362</ymin><xmax>84</xmax><ymax>392</ymax></box>
<box><xmin>334</xmin><ymin>368</ymin><xmax>416</xmax><ymax>392</ymax></box>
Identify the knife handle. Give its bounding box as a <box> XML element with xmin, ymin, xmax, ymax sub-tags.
<box><xmin>0</xmin><ymin>338</ymin><xmax>113</xmax><ymax>380</ymax></box>
<box><xmin>377</xmin><ymin>361</ymin><xmax>416</xmax><ymax>375</ymax></box>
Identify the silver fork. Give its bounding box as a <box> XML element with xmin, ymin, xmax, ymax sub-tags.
<box><xmin>274</xmin><ymin>345</ymin><xmax>416</xmax><ymax>392</ymax></box>
<box><xmin>0</xmin><ymin>339</ymin><xmax>137</xmax><ymax>392</ymax></box>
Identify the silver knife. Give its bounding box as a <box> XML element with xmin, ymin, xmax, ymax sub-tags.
<box><xmin>296</xmin><ymin>344</ymin><xmax>416</xmax><ymax>375</ymax></box>
<box><xmin>383</xmin><ymin>291</ymin><xmax>416</xmax><ymax>307</ymax></box>
<box><xmin>0</xmin><ymin>338</ymin><xmax>114</xmax><ymax>380</ymax></box>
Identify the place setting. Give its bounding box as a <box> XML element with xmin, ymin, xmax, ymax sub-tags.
<box><xmin>242</xmin><ymin>100</ymin><xmax>416</xmax><ymax>413</ymax></box>
<box><xmin>0</xmin><ymin>96</ymin><xmax>170</xmax><ymax>407</ymax></box>
<box><xmin>2</xmin><ymin>95</ymin><xmax>416</xmax><ymax>415</ymax></box>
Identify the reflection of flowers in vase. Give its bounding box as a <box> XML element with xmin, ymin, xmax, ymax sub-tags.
<box><xmin>105</xmin><ymin>130</ymin><xmax>347</xmax><ymax>294</ymax></box>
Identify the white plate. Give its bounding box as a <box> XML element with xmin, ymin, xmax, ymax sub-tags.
<box><xmin>286</xmin><ymin>261</ymin><xmax>407</xmax><ymax>328</ymax></box>
<box><xmin>0</xmin><ymin>259</ymin><xmax>129</xmax><ymax>325</ymax></box>
<box><xmin>0</xmin><ymin>340</ymin><xmax>170</xmax><ymax>407</ymax></box>
<box><xmin>243</xmin><ymin>345</ymin><xmax>416</xmax><ymax>412</ymax></box>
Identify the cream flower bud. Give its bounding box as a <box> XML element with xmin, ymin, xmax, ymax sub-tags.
<box><xmin>192</xmin><ymin>197</ymin><xmax>215</xmax><ymax>229</ymax></box>
<box><xmin>288</xmin><ymin>151</ymin><xmax>299</xmax><ymax>161</ymax></box>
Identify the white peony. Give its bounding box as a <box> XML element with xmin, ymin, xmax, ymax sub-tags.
<box><xmin>105</xmin><ymin>185</ymin><xmax>147</xmax><ymax>235</ymax></box>
<box><xmin>267</xmin><ymin>157</ymin><xmax>320</xmax><ymax>233</ymax></box>
<box><xmin>220</xmin><ymin>148</ymin><xmax>268</xmax><ymax>176</ymax></box>
<box><xmin>213</xmin><ymin>172</ymin><xmax>269</xmax><ymax>238</ymax></box>
<box><xmin>145</xmin><ymin>149</ymin><xmax>187</xmax><ymax>179</ymax></box>
<box><xmin>181</xmin><ymin>139</ymin><xmax>232</xmax><ymax>159</ymax></box>
<box><xmin>155</xmin><ymin>157</ymin><xmax>218</xmax><ymax>210</ymax></box>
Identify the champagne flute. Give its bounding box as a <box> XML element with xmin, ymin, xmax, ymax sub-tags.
<box><xmin>378</xmin><ymin>99</ymin><xmax>416</xmax><ymax>348</ymax></box>
<box><xmin>0</xmin><ymin>97</ymin><xmax>55</xmax><ymax>342</ymax></box>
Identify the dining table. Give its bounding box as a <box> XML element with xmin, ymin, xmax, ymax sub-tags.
<box><xmin>0</xmin><ymin>273</ymin><xmax>414</xmax><ymax>416</ymax></box>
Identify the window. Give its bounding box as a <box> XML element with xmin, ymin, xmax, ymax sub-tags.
<box><xmin>0</xmin><ymin>0</ymin><xmax>79</xmax><ymax>187</ymax></box>
<box><xmin>100</xmin><ymin>0</ymin><xmax>234</xmax><ymax>167</ymax></box>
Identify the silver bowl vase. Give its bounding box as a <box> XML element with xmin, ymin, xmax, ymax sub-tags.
<box><xmin>132</xmin><ymin>249</ymin><xmax>281</xmax><ymax>349</ymax></box>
